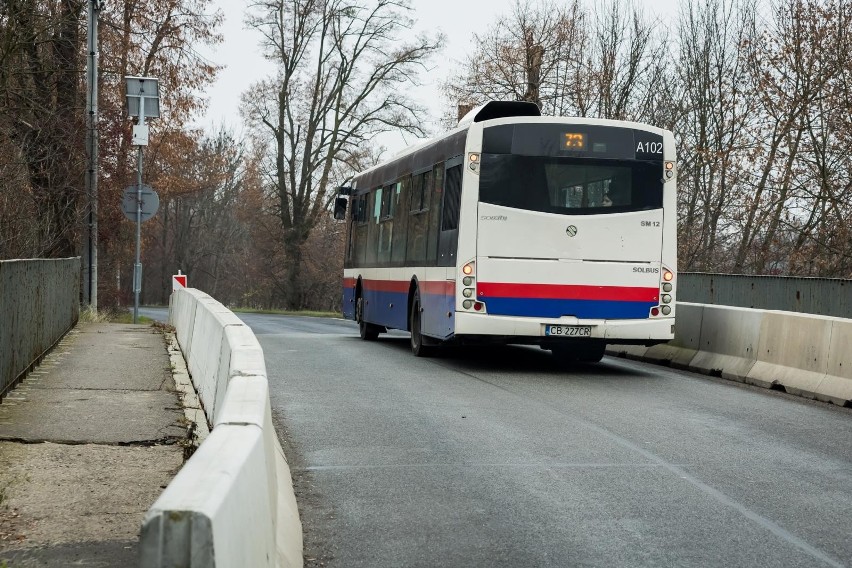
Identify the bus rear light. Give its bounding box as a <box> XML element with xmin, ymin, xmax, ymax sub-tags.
<box><xmin>462</xmin><ymin>262</ymin><xmax>475</xmax><ymax>275</ymax></box>
<box><xmin>651</xmin><ymin>307</ymin><xmax>660</xmax><ymax>317</ymax></box>
<box><xmin>662</xmin><ymin>294</ymin><xmax>672</xmax><ymax>304</ymax></box>
<box><xmin>662</xmin><ymin>282</ymin><xmax>672</xmax><ymax>292</ymax></box>
<box><xmin>662</xmin><ymin>306</ymin><xmax>672</xmax><ymax>316</ymax></box>
<box><xmin>463</xmin><ymin>276</ymin><xmax>474</xmax><ymax>286</ymax></box>
<box><xmin>663</xmin><ymin>270</ymin><xmax>674</xmax><ymax>282</ymax></box>
<box><xmin>473</xmin><ymin>302</ymin><xmax>483</xmax><ymax>311</ymax></box>
<box><xmin>463</xmin><ymin>288</ymin><xmax>474</xmax><ymax>298</ymax></box>
<box><xmin>468</xmin><ymin>153</ymin><xmax>480</xmax><ymax>172</ymax></box>
<box><xmin>463</xmin><ymin>300</ymin><xmax>473</xmax><ymax>309</ymax></box>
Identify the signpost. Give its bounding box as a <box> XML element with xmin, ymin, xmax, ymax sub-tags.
<box><xmin>125</xmin><ymin>76</ymin><xmax>160</xmax><ymax>324</ymax></box>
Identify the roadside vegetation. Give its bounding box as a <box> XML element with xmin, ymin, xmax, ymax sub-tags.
<box><xmin>79</xmin><ymin>306</ymin><xmax>152</xmax><ymax>325</ymax></box>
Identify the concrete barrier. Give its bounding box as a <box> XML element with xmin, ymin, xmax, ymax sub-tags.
<box><xmin>688</xmin><ymin>304</ymin><xmax>763</xmax><ymax>381</ymax></box>
<box><xmin>606</xmin><ymin>302</ymin><xmax>703</xmax><ymax>368</ymax></box>
<box><xmin>606</xmin><ymin>302</ymin><xmax>851</xmax><ymax>407</ymax></box>
<box><xmin>170</xmin><ymin>290</ymin><xmax>198</xmax><ymax>372</ymax></box>
<box><xmin>746</xmin><ymin>311</ymin><xmax>831</xmax><ymax>396</ymax></box>
<box><xmin>821</xmin><ymin>319</ymin><xmax>852</xmax><ymax>406</ymax></box>
<box><xmin>142</xmin><ymin>289</ymin><xmax>303</xmax><ymax>567</ymax></box>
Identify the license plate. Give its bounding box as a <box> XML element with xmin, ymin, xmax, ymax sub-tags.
<box><xmin>545</xmin><ymin>325</ymin><xmax>592</xmax><ymax>337</ymax></box>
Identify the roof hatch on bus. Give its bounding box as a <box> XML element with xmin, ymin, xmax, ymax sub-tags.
<box><xmin>458</xmin><ymin>101</ymin><xmax>541</xmax><ymax>127</ymax></box>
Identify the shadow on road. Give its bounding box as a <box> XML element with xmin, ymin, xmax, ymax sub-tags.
<box><xmin>350</xmin><ymin>334</ymin><xmax>649</xmax><ymax>378</ymax></box>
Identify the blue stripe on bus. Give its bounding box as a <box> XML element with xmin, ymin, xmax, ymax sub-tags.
<box><xmin>481</xmin><ymin>297</ymin><xmax>656</xmax><ymax>320</ymax></box>
<box><xmin>341</xmin><ymin>281</ymin><xmax>455</xmax><ymax>339</ymax></box>
<box><xmin>363</xmin><ymin>289</ymin><xmax>409</xmax><ymax>331</ymax></box>
<box><xmin>342</xmin><ymin>286</ymin><xmax>356</xmax><ymax>320</ymax></box>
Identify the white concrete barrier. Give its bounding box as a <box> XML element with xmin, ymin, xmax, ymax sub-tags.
<box><xmin>143</xmin><ymin>289</ymin><xmax>303</xmax><ymax>568</ymax></box>
<box><xmin>606</xmin><ymin>301</ymin><xmax>851</xmax><ymax>407</ymax></box>
<box><xmin>688</xmin><ymin>304</ymin><xmax>762</xmax><ymax>381</ymax></box>
<box><xmin>606</xmin><ymin>302</ymin><xmax>703</xmax><ymax>368</ymax></box>
<box><xmin>822</xmin><ymin>318</ymin><xmax>852</xmax><ymax>406</ymax></box>
<box><xmin>746</xmin><ymin>311</ymin><xmax>832</xmax><ymax>396</ymax></box>
<box><xmin>169</xmin><ymin>288</ymin><xmax>197</xmax><ymax>365</ymax></box>
<box><xmin>139</xmin><ymin>425</ymin><xmax>275</xmax><ymax>567</ymax></box>
<box><xmin>186</xmin><ymin>296</ymin><xmax>243</xmax><ymax>423</ymax></box>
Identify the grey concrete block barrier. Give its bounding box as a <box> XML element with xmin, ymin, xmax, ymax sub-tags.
<box><xmin>607</xmin><ymin>302</ymin><xmax>852</xmax><ymax>407</ymax></box>
<box><xmin>139</xmin><ymin>289</ymin><xmax>303</xmax><ymax>568</ymax></box>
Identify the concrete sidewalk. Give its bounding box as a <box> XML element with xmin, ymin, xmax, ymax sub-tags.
<box><xmin>0</xmin><ymin>322</ymin><xmax>188</xmax><ymax>567</ymax></box>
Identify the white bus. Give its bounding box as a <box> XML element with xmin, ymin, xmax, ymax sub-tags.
<box><xmin>335</xmin><ymin>101</ymin><xmax>677</xmax><ymax>363</ymax></box>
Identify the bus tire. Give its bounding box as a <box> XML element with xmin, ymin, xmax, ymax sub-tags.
<box><xmin>551</xmin><ymin>341</ymin><xmax>605</xmax><ymax>365</ymax></box>
<box><xmin>356</xmin><ymin>295</ymin><xmax>380</xmax><ymax>341</ymax></box>
<box><xmin>578</xmin><ymin>341</ymin><xmax>606</xmax><ymax>363</ymax></box>
<box><xmin>409</xmin><ymin>290</ymin><xmax>435</xmax><ymax>357</ymax></box>
<box><xmin>550</xmin><ymin>343</ymin><xmax>578</xmax><ymax>366</ymax></box>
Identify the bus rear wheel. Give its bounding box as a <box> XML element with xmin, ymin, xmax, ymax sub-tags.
<box><xmin>551</xmin><ymin>341</ymin><xmax>606</xmax><ymax>365</ymax></box>
<box><xmin>409</xmin><ymin>292</ymin><xmax>436</xmax><ymax>357</ymax></box>
<box><xmin>356</xmin><ymin>296</ymin><xmax>380</xmax><ymax>341</ymax></box>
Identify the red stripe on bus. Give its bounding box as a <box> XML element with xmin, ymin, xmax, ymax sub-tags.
<box><xmin>354</xmin><ymin>279</ymin><xmax>454</xmax><ymax>296</ymax></box>
<box><xmin>362</xmin><ymin>279</ymin><xmax>409</xmax><ymax>293</ymax></box>
<box><xmin>477</xmin><ymin>282</ymin><xmax>659</xmax><ymax>302</ymax></box>
<box><xmin>421</xmin><ymin>280</ymin><xmax>454</xmax><ymax>296</ymax></box>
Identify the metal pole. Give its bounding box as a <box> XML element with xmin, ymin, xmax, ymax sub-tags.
<box><xmin>133</xmin><ymin>97</ymin><xmax>144</xmax><ymax>324</ymax></box>
<box><xmin>84</xmin><ymin>0</ymin><xmax>100</xmax><ymax>309</ymax></box>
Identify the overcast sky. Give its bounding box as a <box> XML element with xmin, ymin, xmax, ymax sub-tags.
<box><xmin>197</xmin><ymin>0</ymin><xmax>679</xmax><ymax>153</ymax></box>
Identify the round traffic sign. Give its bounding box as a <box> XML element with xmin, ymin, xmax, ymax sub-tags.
<box><xmin>122</xmin><ymin>184</ymin><xmax>160</xmax><ymax>222</ymax></box>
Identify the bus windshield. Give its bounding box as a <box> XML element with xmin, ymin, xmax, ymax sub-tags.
<box><xmin>478</xmin><ymin>155</ymin><xmax>663</xmax><ymax>215</ymax></box>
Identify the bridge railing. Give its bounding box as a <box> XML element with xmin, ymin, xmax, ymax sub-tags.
<box><xmin>0</xmin><ymin>258</ymin><xmax>80</xmax><ymax>398</ymax></box>
<box><xmin>679</xmin><ymin>272</ymin><xmax>852</xmax><ymax>319</ymax></box>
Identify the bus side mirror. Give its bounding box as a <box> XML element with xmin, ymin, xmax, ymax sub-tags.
<box><xmin>333</xmin><ymin>197</ymin><xmax>347</xmax><ymax>220</ymax></box>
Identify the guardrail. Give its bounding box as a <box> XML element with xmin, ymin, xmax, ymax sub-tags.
<box><xmin>679</xmin><ymin>272</ymin><xmax>852</xmax><ymax>319</ymax></box>
<box><xmin>607</xmin><ymin>302</ymin><xmax>852</xmax><ymax>407</ymax></box>
<box><xmin>139</xmin><ymin>289</ymin><xmax>303</xmax><ymax>567</ymax></box>
<box><xmin>0</xmin><ymin>258</ymin><xmax>80</xmax><ymax>398</ymax></box>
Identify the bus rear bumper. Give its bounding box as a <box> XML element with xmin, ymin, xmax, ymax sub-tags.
<box><xmin>454</xmin><ymin>312</ymin><xmax>674</xmax><ymax>345</ymax></box>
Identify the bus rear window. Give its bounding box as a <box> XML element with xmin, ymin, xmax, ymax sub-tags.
<box><xmin>479</xmin><ymin>155</ymin><xmax>662</xmax><ymax>215</ymax></box>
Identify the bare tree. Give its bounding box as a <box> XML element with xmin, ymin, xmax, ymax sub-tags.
<box><xmin>674</xmin><ymin>0</ymin><xmax>755</xmax><ymax>271</ymax></box>
<box><xmin>95</xmin><ymin>0</ymin><xmax>222</xmax><ymax>306</ymax></box>
<box><xmin>443</xmin><ymin>0</ymin><xmax>584</xmax><ymax>120</ymax></box>
<box><xmin>443</xmin><ymin>0</ymin><xmax>666</xmax><ymax>125</ymax></box>
<box><xmin>733</xmin><ymin>0</ymin><xmax>852</xmax><ymax>275</ymax></box>
<box><xmin>242</xmin><ymin>0</ymin><xmax>443</xmax><ymax>309</ymax></box>
<box><xmin>143</xmin><ymin>128</ymin><xmax>248</xmax><ymax>304</ymax></box>
<box><xmin>0</xmin><ymin>0</ymin><xmax>86</xmax><ymax>258</ymax></box>
<box><xmin>578</xmin><ymin>0</ymin><xmax>669</xmax><ymax>122</ymax></box>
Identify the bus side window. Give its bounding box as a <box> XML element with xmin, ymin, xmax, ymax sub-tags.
<box><xmin>426</xmin><ymin>163</ymin><xmax>443</xmax><ymax>264</ymax></box>
<box><xmin>365</xmin><ymin>189</ymin><xmax>380</xmax><ymax>265</ymax></box>
<box><xmin>406</xmin><ymin>171</ymin><xmax>430</xmax><ymax>264</ymax></box>
<box><xmin>391</xmin><ymin>178</ymin><xmax>410</xmax><ymax>263</ymax></box>
<box><xmin>441</xmin><ymin>164</ymin><xmax>463</xmax><ymax>231</ymax></box>
<box><xmin>355</xmin><ymin>194</ymin><xmax>369</xmax><ymax>266</ymax></box>
<box><xmin>378</xmin><ymin>185</ymin><xmax>394</xmax><ymax>264</ymax></box>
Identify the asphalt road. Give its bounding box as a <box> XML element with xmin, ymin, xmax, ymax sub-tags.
<box><xmin>143</xmin><ymin>307</ymin><xmax>852</xmax><ymax>567</ymax></box>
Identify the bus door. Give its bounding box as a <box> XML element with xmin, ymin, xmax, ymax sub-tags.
<box><xmin>437</xmin><ymin>155</ymin><xmax>463</xmax><ymax>267</ymax></box>
<box><xmin>419</xmin><ymin>156</ymin><xmax>463</xmax><ymax>339</ymax></box>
